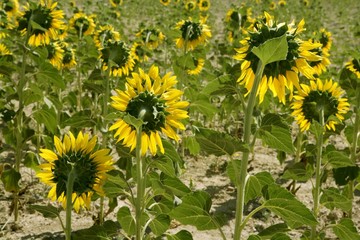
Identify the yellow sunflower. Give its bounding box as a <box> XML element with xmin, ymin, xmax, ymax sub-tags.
<box><xmin>93</xmin><ymin>24</ymin><xmax>121</xmax><ymax>49</ymax></box>
<box><xmin>187</xmin><ymin>57</ymin><xmax>205</xmax><ymax>75</ymax></box>
<box><xmin>160</xmin><ymin>0</ymin><xmax>171</xmax><ymax>6</ymax></box>
<box><xmin>185</xmin><ymin>0</ymin><xmax>197</xmax><ymax>11</ymax></box>
<box><xmin>110</xmin><ymin>65</ymin><xmax>189</xmax><ymax>156</ymax></box>
<box><xmin>3</xmin><ymin>0</ymin><xmax>20</xmax><ymax>19</ymax></box>
<box><xmin>317</xmin><ymin>28</ymin><xmax>332</xmax><ymax>53</ymax></box>
<box><xmin>17</xmin><ymin>0</ymin><xmax>64</xmax><ymax>47</ymax></box>
<box><xmin>301</xmin><ymin>0</ymin><xmax>310</xmax><ymax>7</ymax></box>
<box><xmin>0</xmin><ymin>43</ymin><xmax>12</xmax><ymax>56</ymax></box>
<box><xmin>131</xmin><ymin>42</ymin><xmax>150</xmax><ymax>63</ymax></box>
<box><xmin>345</xmin><ymin>58</ymin><xmax>360</xmax><ymax>79</ymax></box>
<box><xmin>109</xmin><ymin>0</ymin><xmax>123</xmax><ymax>8</ymax></box>
<box><xmin>135</xmin><ymin>27</ymin><xmax>165</xmax><ymax>50</ymax></box>
<box><xmin>175</xmin><ymin>18</ymin><xmax>211</xmax><ymax>51</ymax></box>
<box><xmin>60</xmin><ymin>42</ymin><xmax>76</xmax><ymax>69</ymax></box>
<box><xmin>234</xmin><ymin>12</ymin><xmax>322</xmax><ymax>104</ymax></box>
<box><xmin>278</xmin><ymin>0</ymin><xmax>286</xmax><ymax>6</ymax></box>
<box><xmin>45</xmin><ymin>41</ymin><xmax>64</xmax><ymax>69</ymax></box>
<box><xmin>291</xmin><ymin>79</ymin><xmax>349</xmax><ymax>132</ymax></box>
<box><xmin>269</xmin><ymin>1</ymin><xmax>276</xmax><ymax>10</ymax></box>
<box><xmin>99</xmin><ymin>40</ymin><xmax>135</xmax><ymax>77</ymax></box>
<box><xmin>225</xmin><ymin>5</ymin><xmax>254</xmax><ymax>41</ymax></box>
<box><xmin>69</xmin><ymin>12</ymin><xmax>96</xmax><ymax>37</ymax></box>
<box><xmin>37</xmin><ymin>131</ymin><xmax>114</xmax><ymax>213</ymax></box>
<box><xmin>198</xmin><ymin>0</ymin><xmax>210</xmax><ymax>11</ymax></box>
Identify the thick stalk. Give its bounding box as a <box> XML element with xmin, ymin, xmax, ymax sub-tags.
<box><xmin>310</xmin><ymin>109</ymin><xmax>324</xmax><ymax>240</ymax></box>
<box><xmin>233</xmin><ymin>61</ymin><xmax>265</xmax><ymax>240</ymax></box>
<box><xmin>76</xmin><ymin>26</ymin><xmax>83</xmax><ymax>111</ymax></box>
<box><xmin>65</xmin><ymin>167</ymin><xmax>76</xmax><ymax>240</ymax></box>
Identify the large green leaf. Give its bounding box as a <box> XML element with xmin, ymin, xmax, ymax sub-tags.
<box><xmin>226</xmin><ymin>160</ymin><xmax>241</xmax><ymax>184</ymax></box>
<box><xmin>161</xmin><ymin>174</ymin><xmax>191</xmax><ymax>197</ymax></box>
<box><xmin>258</xmin><ymin>223</ymin><xmax>290</xmax><ymax>238</ymax></box>
<box><xmin>117</xmin><ymin>206</ymin><xmax>136</xmax><ymax>235</ymax></box>
<box><xmin>320</xmin><ymin>187</ymin><xmax>352</xmax><ymax>211</ymax></box>
<box><xmin>326</xmin><ymin>151</ymin><xmax>355</xmax><ymax>168</ymax></box>
<box><xmin>33</xmin><ymin>107</ymin><xmax>57</xmax><ymax>134</ymax></box>
<box><xmin>102</xmin><ymin>170</ymin><xmax>129</xmax><ymax>198</ymax></box>
<box><xmin>183</xmin><ymin>136</ymin><xmax>201</xmax><ymax>155</ymax></box>
<box><xmin>165</xmin><ymin>230</ymin><xmax>193</xmax><ymax>240</ymax></box>
<box><xmin>282</xmin><ymin>162</ymin><xmax>314</xmax><ymax>181</ymax></box>
<box><xmin>63</xmin><ymin>111</ymin><xmax>96</xmax><ymax>128</ymax></box>
<box><xmin>333</xmin><ymin>218</ymin><xmax>360</xmax><ymax>240</ymax></box>
<box><xmin>36</xmin><ymin>62</ymin><xmax>65</xmax><ymax>89</ymax></box>
<box><xmin>251</xmin><ymin>34</ymin><xmax>288</xmax><ymax>65</ymax></box>
<box><xmin>1</xmin><ymin>166</ymin><xmax>21</xmax><ymax>192</ymax></box>
<box><xmin>153</xmin><ymin>157</ymin><xmax>176</xmax><ymax>178</ymax></box>
<box><xmin>148</xmin><ymin>214</ymin><xmax>170</xmax><ymax>236</ymax></box>
<box><xmin>170</xmin><ymin>191</ymin><xmax>219</xmax><ymax>230</ymax></box>
<box><xmin>29</xmin><ymin>204</ymin><xmax>60</xmax><ymax>219</ymax></box>
<box><xmin>189</xmin><ymin>98</ymin><xmax>218</xmax><ymax>119</ymax></box>
<box><xmin>195</xmin><ymin>127</ymin><xmax>248</xmax><ymax>156</ymax></box>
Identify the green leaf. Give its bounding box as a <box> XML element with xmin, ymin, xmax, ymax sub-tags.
<box><xmin>333</xmin><ymin>166</ymin><xmax>360</xmax><ymax>186</ymax></box>
<box><xmin>162</xmin><ymin>139</ymin><xmax>183</xmax><ymax>166</ymax></box>
<box><xmin>30</xmin><ymin>20</ymin><xmax>48</xmax><ymax>32</ymax></box>
<box><xmin>36</xmin><ymin>62</ymin><xmax>65</xmax><ymax>89</ymax></box>
<box><xmin>326</xmin><ymin>151</ymin><xmax>355</xmax><ymax>168</ymax></box>
<box><xmin>270</xmin><ymin>233</ymin><xmax>291</xmax><ymax>240</ymax></box>
<box><xmin>226</xmin><ymin>160</ymin><xmax>241</xmax><ymax>184</ymax></box>
<box><xmin>259</xmin><ymin>126</ymin><xmax>294</xmax><ymax>154</ymax></box>
<box><xmin>251</xmin><ymin>34</ymin><xmax>288</xmax><ymax>65</ymax></box>
<box><xmin>102</xmin><ymin>170</ymin><xmax>128</xmax><ymax>198</ymax></box>
<box><xmin>72</xmin><ymin>220</ymin><xmax>120</xmax><ymax>239</ymax></box>
<box><xmin>63</xmin><ymin>111</ymin><xmax>96</xmax><ymax>128</ymax></box>
<box><xmin>117</xmin><ymin>206</ymin><xmax>136</xmax><ymax>235</ymax></box>
<box><xmin>153</xmin><ymin>157</ymin><xmax>176</xmax><ymax>178</ymax></box>
<box><xmin>247</xmin><ymin>235</ymin><xmax>262</xmax><ymax>240</ymax></box>
<box><xmin>1</xmin><ymin>166</ymin><xmax>21</xmax><ymax>192</ymax></box>
<box><xmin>320</xmin><ymin>187</ymin><xmax>352</xmax><ymax>211</ymax></box>
<box><xmin>29</xmin><ymin>204</ymin><xmax>60</xmax><ymax>219</ymax></box>
<box><xmin>166</xmin><ymin>230</ymin><xmax>193</xmax><ymax>240</ymax></box>
<box><xmin>161</xmin><ymin>174</ymin><xmax>191</xmax><ymax>197</ymax></box>
<box><xmin>333</xmin><ymin>218</ymin><xmax>360</xmax><ymax>240</ymax></box>
<box><xmin>183</xmin><ymin>136</ymin><xmax>201</xmax><ymax>155</ymax></box>
<box><xmin>170</xmin><ymin>191</ymin><xmax>219</xmax><ymax>230</ymax></box>
<box><xmin>123</xmin><ymin>114</ymin><xmax>144</xmax><ymax>130</ymax></box>
<box><xmin>195</xmin><ymin>127</ymin><xmax>248</xmax><ymax>156</ymax></box>
<box><xmin>258</xmin><ymin>223</ymin><xmax>290</xmax><ymax>238</ymax></box>
<box><xmin>245</xmin><ymin>174</ymin><xmax>262</xmax><ymax>203</ymax></box>
<box><xmin>282</xmin><ymin>162</ymin><xmax>314</xmax><ymax>181</ymax></box>
<box><xmin>148</xmin><ymin>214</ymin><xmax>170</xmax><ymax>236</ymax></box>
<box><xmin>33</xmin><ymin>107</ymin><xmax>57</xmax><ymax>134</ymax></box>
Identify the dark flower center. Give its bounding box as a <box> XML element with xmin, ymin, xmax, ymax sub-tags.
<box><xmin>201</xmin><ymin>1</ymin><xmax>208</xmax><ymax>7</ymax></box>
<box><xmin>74</xmin><ymin>17</ymin><xmax>90</xmax><ymax>35</ymax></box>
<box><xmin>101</xmin><ymin>41</ymin><xmax>130</xmax><ymax>69</ymax></box>
<box><xmin>351</xmin><ymin>59</ymin><xmax>360</xmax><ymax>72</ymax></box>
<box><xmin>181</xmin><ymin>21</ymin><xmax>202</xmax><ymax>41</ymax></box>
<box><xmin>126</xmin><ymin>91</ymin><xmax>167</xmax><ymax>133</ymax></box>
<box><xmin>302</xmin><ymin>90</ymin><xmax>339</xmax><ymax>123</ymax></box>
<box><xmin>46</xmin><ymin>43</ymin><xmax>56</xmax><ymax>59</ymax></box>
<box><xmin>4</xmin><ymin>0</ymin><xmax>15</xmax><ymax>12</ymax></box>
<box><xmin>62</xmin><ymin>48</ymin><xmax>73</xmax><ymax>64</ymax></box>
<box><xmin>18</xmin><ymin>6</ymin><xmax>53</xmax><ymax>35</ymax></box>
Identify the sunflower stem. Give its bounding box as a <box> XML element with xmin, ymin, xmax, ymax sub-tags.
<box><xmin>65</xmin><ymin>167</ymin><xmax>76</xmax><ymax>240</ymax></box>
<box><xmin>135</xmin><ymin>110</ymin><xmax>146</xmax><ymax>240</ymax></box>
<box><xmin>234</xmin><ymin>60</ymin><xmax>265</xmax><ymax>240</ymax></box>
<box><xmin>76</xmin><ymin>25</ymin><xmax>83</xmax><ymax>112</ymax></box>
<box><xmin>310</xmin><ymin>108</ymin><xmax>324</xmax><ymax>240</ymax></box>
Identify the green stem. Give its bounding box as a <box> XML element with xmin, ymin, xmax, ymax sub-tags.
<box><xmin>310</xmin><ymin>109</ymin><xmax>324</xmax><ymax>240</ymax></box>
<box><xmin>234</xmin><ymin>61</ymin><xmax>265</xmax><ymax>240</ymax></box>
<box><xmin>238</xmin><ymin>205</ymin><xmax>266</xmax><ymax>233</ymax></box>
<box><xmin>65</xmin><ymin>167</ymin><xmax>76</xmax><ymax>240</ymax></box>
<box><xmin>76</xmin><ymin>26</ymin><xmax>83</xmax><ymax>112</ymax></box>
<box><xmin>135</xmin><ymin>110</ymin><xmax>146</xmax><ymax>240</ymax></box>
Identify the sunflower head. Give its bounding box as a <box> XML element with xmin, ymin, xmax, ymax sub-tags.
<box><xmin>160</xmin><ymin>0</ymin><xmax>171</xmax><ymax>6</ymax></box>
<box><xmin>269</xmin><ymin>1</ymin><xmax>276</xmax><ymax>10</ymax></box>
<box><xmin>45</xmin><ymin>41</ymin><xmax>64</xmax><ymax>69</ymax></box>
<box><xmin>0</xmin><ymin>43</ymin><xmax>12</xmax><ymax>61</ymax></box>
<box><xmin>175</xmin><ymin>18</ymin><xmax>211</xmax><ymax>51</ymax></box>
<box><xmin>278</xmin><ymin>0</ymin><xmax>286</xmax><ymax>7</ymax></box>
<box><xmin>100</xmin><ymin>40</ymin><xmax>135</xmax><ymax>77</ymax></box>
<box><xmin>69</xmin><ymin>12</ymin><xmax>96</xmax><ymax>37</ymax></box>
<box><xmin>198</xmin><ymin>0</ymin><xmax>210</xmax><ymax>11</ymax></box>
<box><xmin>37</xmin><ymin>132</ymin><xmax>114</xmax><ymax>212</ymax></box>
<box><xmin>94</xmin><ymin>24</ymin><xmax>121</xmax><ymax>49</ymax></box>
<box><xmin>135</xmin><ymin>28</ymin><xmax>165</xmax><ymax>49</ymax></box>
<box><xmin>109</xmin><ymin>0</ymin><xmax>123</xmax><ymax>8</ymax></box>
<box><xmin>185</xmin><ymin>0</ymin><xmax>197</xmax><ymax>11</ymax></box>
<box><xmin>187</xmin><ymin>57</ymin><xmax>205</xmax><ymax>75</ymax></box>
<box><xmin>60</xmin><ymin>42</ymin><xmax>76</xmax><ymax>69</ymax></box>
<box><xmin>110</xmin><ymin>65</ymin><xmax>189</xmax><ymax>156</ymax></box>
<box><xmin>3</xmin><ymin>0</ymin><xmax>19</xmax><ymax>19</ymax></box>
<box><xmin>345</xmin><ymin>58</ymin><xmax>360</xmax><ymax>79</ymax></box>
<box><xmin>17</xmin><ymin>0</ymin><xmax>64</xmax><ymax>47</ymax></box>
<box><xmin>291</xmin><ymin>79</ymin><xmax>350</xmax><ymax>132</ymax></box>
<box><xmin>131</xmin><ymin>42</ymin><xmax>151</xmax><ymax>63</ymax></box>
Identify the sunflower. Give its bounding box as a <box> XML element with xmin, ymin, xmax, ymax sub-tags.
<box><xmin>17</xmin><ymin>0</ymin><xmax>64</xmax><ymax>47</ymax></box>
<box><xmin>291</xmin><ymin>79</ymin><xmax>349</xmax><ymax>132</ymax></box>
<box><xmin>269</xmin><ymin>1</ymin><xmax>276</xmax><ymax>10</ymax></box>
<box><xmin>345</xmin><ymin>58</ymin><xmax>360</xmax><ymax>79</ymax></box>
<box><xmin>198</xmin><ymin>0</ymin><xmax>210</xmax><ymax>11</ymax></box>
<box><xmin>317</xmin><ymin>28</ymin><xmax>332</xmax><ymax>52</ymax></box>
<box><xmin>110</xmin><ymin>65</ymin><xmax>189</xmax><ymax>155</ymax></box>
<box><xmin>69</xmin><ymin>12</ymin><xmax>96</xmax><ymax>37</ymax></box>
<box><xmin>185</xmin><ymin>0</ymin><xmax>197</xmax><ymax>11</ymax></box>
<box><xmin>301</xmin><ymin>0</ymin><xmax>310</xmax><ymax>7</ymax></box>
<box><xmin>99</xmin><ymin>40</ymin><xmax>135</xmax><ymax>77</ymax></box>
<box><xmin>234</xmin><ymin>12</ymin><xmax>322</xmax><ymax>104</ymax></box>
<box><xmin>93</xmin><ymin>24</ymin><xmax>121</xmax><ymax>49</ymax></box>
<box><xmin>175</xmin><ymin>18</ymin><xmax>211</xmax><ymax>51</ymax></box>
<box><xmin>131</xmin><ymin>42</ymin><xmax>150</xmax><ymax>63</ymax></box>
<box><xmin>187</xmin><ymin>57</ymin><xmax>205</xmax><ymax>75</ymax></box>
<box><xmin>45</xmin><ymin>41</ymin><xmax>64</xmax><ymax>69</ymax></box>
<box><xmin>278</xmin><ymin>0</ymin><xmax>286</xmax><ymax>6</ymax></box>
<box><xmin>109</xmin><ymin>0</ymin><xmax>123</xmax><ymax>8</ymax></box>
<box><xmin>3</xmin><ymin>0</ymin><xmax>20</xmax><ymax>19</ymax></box>
<box><xmin>37</xmin><ymin>131</ymin><xmax>114</xmax><ymax>212</ymax></box>
<box><xmin>0</xmin><ymin>43</ymin><xmax>12</xmax><ymax>60</ymax></box>
<box><xmin>60</xmin><ymin>42</ymin><xmax>77</xmax><ymax>69</ymax></box>
<box><xmin>160</xmin><ymin>0</ymin><xmax>171</xmax><ymax>6</ymax></box>
<box><xmin>135</xmin><ymin>27</ymin><xmax>165</xmax><ymax>50</ymax></box>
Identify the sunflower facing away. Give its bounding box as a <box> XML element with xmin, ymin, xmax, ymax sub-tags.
<box><xmin>185</xmin><ymin>0</ymin><xmax>197</xmax><ymax>11</ymax></box>
<box><xmin>175</xmin><ymin>17</ymin><xmax>211</xmax><ymax>51</ymax></box>
<box><xmin>45</xmin><ymin>41</ymin><xmax>64</xmax><ymax>69</ymax></box>
<box><xmin>160</xmin><ymin>0</ymin><xmax>171</xmax><ymax>6</ymax></box>
<box><xmin>110</xmin><ymin>65</ymin><xmax>189</xmax><ymax>156</ymax></box>
<box><xmin>69</xmin><ymin>12</ymin><xmax>96</xmax><ymax>37</ymax></box>
<box><xmin>131</xmin><ymin>42</ymin><xmax>150</xmax><ymax>63</ymax></box>
<box><xmin>99</xmin><ymin>40</ymin><xmax>135</xmax><ymax>77</ymax></box>
<box><xmin>17</xmin><ymin>0</ymin><xmax>64</xmax><ymax>47</ymax></box>
<box><xmin>187</xmin><ymin>57</ymin><xmax>205</xmax><ymax>75</ymax></box>
<box><xmin>3</xmin><ymin>0</ymin><xmax>20</xmax><ymax>19</ymax></box>
<box><xmin>291</xmin><ymin>79</ymin><xmax>349</xmax><ymax>132</ymax></box>
<box><xmin>198</xmin><ymin>0</ymin><xmax>210</xmax><ymax>11</ymax></box>
<box><xmin>60</xmin><ymin>42</ymin><xmax>76</xmax><ymax>69</ymax></box>
<box><xmin>37</xmin><ymin>132</ymin><xmax>114</xmax><ymax>212</ymax></box>
<box><xmin>234</xmin><ymin>12</ymin><xmax>322</xmax><ymax>104</ymax></box>
<box><xmin>135</xmin><ymin>27</ymin><xmax>165</xmax><ymax>50</ymax></box>
<box><xmin>93</xmin><ymin>24</ymin><xmax>121</xmax><ymax>49</ymax></box>
<box><xmin>345</xmin><ymin>58</ymin><xmax>360</xmax><ymax>79</ymax></box>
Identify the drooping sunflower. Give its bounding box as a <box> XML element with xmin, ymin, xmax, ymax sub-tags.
<box><xmin>60</xmin><ymin>42</ymin><xmax>76</xmax><ymax>69</ymax></box>
<box><xmin>175</xmin><ymin>18</ymin><xmax>211</xmax><ymax>51</ymax></box>
<box><xmin>99</xmin><ymin>40</ymin><xmax>135</xmax><ymax>77</ymax></box>
<box><xmin>185</xmin><ymin>0</ymin><xmax>197</xmax><ymax>11</ymax></box>
<box><xmin>131</xmin><ymin>42</ymin><xmax>150</xmax><ymax>63</ymax></box>
<box><xmin>69</xmin><ymin>12</ymin><xmax>96</xmax><ymax>37</ymax></box>
<box><xmin>3</xmin><ymin>0</ymin><xmax>20</xmax><ymax>19</ymax></box>
<box><xmin>345</xmin><ymin>58</ymin><xmax>360</xmax><ymax>79</ymax></box>
<box><xmin>110</xmin><ymin>65</ymin><xmax>189</xmax><ymax>156</ymax></box>
<box><xmin>291</xmin><ymin>79</ymin><xmax>349</xmax><ymax>132</ymax></box>
<box><xmin>234</xmin><ymin>12</ymin><xmax>322</xmax><ymax>104</ymax></box>
<box><xmin>93</xmin><ymin>24</ymin><xmax>121</xmax><ymax>49</ymax></box>
<box><xmin>45</xmin><ymin>41</ymin><xmax>64</xmax><ymax>69</ymax></box>
<box><xmin>187</xmin><ymin>57</ymin><xmax>205</xmax><ymax>75</ymax></box>
<box><xmin>109</xmin><ymin>0</ymin><xmax>123</xmax><ymax>8</ymax></box>
<box><xmin>135</xmin><ymin>27</ymin><xmax>165</xmax><ymax>50</ymax></box>
<box><xmin>160</xmin><ymin>0</ymin><xmax>171</xmax><ymax>6</ymax></box>
<box><xmin>198</xmin><ymin>0</ymin><xmax>210</xmax><ymax>11</ymax></box>
<box><xmin>17</xmin><ymin>0</ymin><xmax>64</xmax><ymax>47</ymax></box>
<box><xmin>37</xmin><ymin>132</ymin><xmax>114</xmax><ymax>212</ymax></box>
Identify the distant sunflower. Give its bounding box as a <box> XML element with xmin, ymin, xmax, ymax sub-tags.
<box><xmin>37</xmin><ymin>132</ymin><xmax>114</xmax><ymax>212</ymax></box>
<box><xmin>198</xmin><ymin>0</ymin><xmax>210</xmax><ymax>11</ymax></box>
<box><xmin>110</xmin><ymin>65</ymin><xmax>189</xmax><ymax>155</ymax></box>
<box><xmin>269</xmin><ymin>1</ymin><xmax>276</xmax><ymax>10</ymax></box>
<box><xmin>345</xmin><ymin>58</ymin><xmax>360</xmax><ymax>79</ymax></box>
<box><xmin>234</xmin><ymin>12</ymin><xmax>321</xmax><ymax>104</ymax></box>
<box><xmin>17</xmin><ymin>0</ymin><xmax>64</xmax><ymax>47</ymax></box>
<box><xmin>60</xmin><ymin>43</ymin><xmax>76</xmax><ymax>69</ymax></box>
<box><xmin>109</xmin><ymin>0</ymin><xmax>123</xmax><ymax>8</ymax></box>
<box><xmin>291</xmin><ymin>79</ymin><xmax>349</xmax><ymax>132</ymax></box>
<box><xmin>317</xmin><ymin>28</ymin><xmax>332</xmax><ymax>52</ymax></box>
<box><xmin>301</xmin><ymin>0</ymin><xmax>310</xmax><ymax>7</ymax></box>
<box><xmin>225</xmin><ymin>5</ymin><xmax>254</xmax><ymax>40</ymax></box>
<box><xmin>132</xmin><ymin>42</ymin><xmax>150</xmax><ymax>62</ymax></box>
<box><xmin>3</xmin><ymin>0</ymin><xmax>20</xmax><ymax>18</ymax></box>
<box><xmin>175</xmin><ymin>18</ymin><xmax>211</xmax><ymax>51</ymax></box>
<box><xmin>278</xmin><ymin>0</ymin><xmax>286</xmax><ymax>6</ymax></box>
<box><xmin>160</xmin><ymin>0</ymin><xmax>171</xmax><ymax>6</ymax></box>
<box><xmin>185</xmin><ymin>0</ymin><xmax>197</xmax><ymax>11</ymax></box>
<box><xmin>0</xmin><ymin>43</ymin><xmax>12</xmax><ymax>59</ymax></box>
<box><xmin>69</xmin><ymin>12</ymin><xmax>96</xmax><ymax>37</ymax></box>
<box><xmin>135</xmin><ymin>28</ymin><xmax>165</xmax><ymax>49</ymax></box>
<box><xmin>99</xmin><ymin>40</ymin><xmax>135</xmax><ymax>77</ymax></box>
<box><xmin>187</xmin><ymin>57</ymin><xmax>205</xmax><ymax>75</ymax></box>
<box><xmin>45</xmin><ymin>41</ymin><xmax>64</xmax><ymax>69</ymax></box>
<box><xmin>94</xmin><ymin>24</ymin><xmax>121</xmax><ymax>49</ymax></box>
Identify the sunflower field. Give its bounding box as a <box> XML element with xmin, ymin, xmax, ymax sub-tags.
<box><xmin>1</xmin><ymin>0</ymin><xmax>360</xmax><ymax>239</ymax></box>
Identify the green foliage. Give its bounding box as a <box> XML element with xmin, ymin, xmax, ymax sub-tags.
<box><xmin>332</xmin><ymin>218</ymin><xmax>360</xmax><ymax>240</ymax></box>
<box><xmin>251</xmin><ymin>34</ymin><xmax>288</xmax><ymax>65</ymax></box>
<box><xmin>29</xmin><ymin>204</ymin><xmax>61</xmax><ymax>219</ymax></box>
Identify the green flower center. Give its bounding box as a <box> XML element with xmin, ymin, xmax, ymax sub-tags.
<box><xmin>53</xmin><ymin>151</ymin><xmax>99</xmax><ymax>198</ymax></box>
<box><xmin>181</xmin><ymin>21</ymin><xmax>202</xmax><ymax>41</ymax></box>
<box><xmin>18</xmin><ymin>6</ymin><xmax>53</xmax><ymax>35</ymax></box>
<box><xmin>302</xmin><ymin>90</ymin><xmax>339</xmax><ymax>123</ymax></box>
<box><xmin>101</xmin><ymin>41</ymin><xmax>130</xmax><ymax>69</ymax></box>
<box><xmin>126</xmin><ymin>91</ymin><xmax>167</xmax><ymax>133</ymax></box>
<box><xmin>74</xmin><ymin>17</ymin><xmax>90</xmax><ymax>34</ymax></box>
